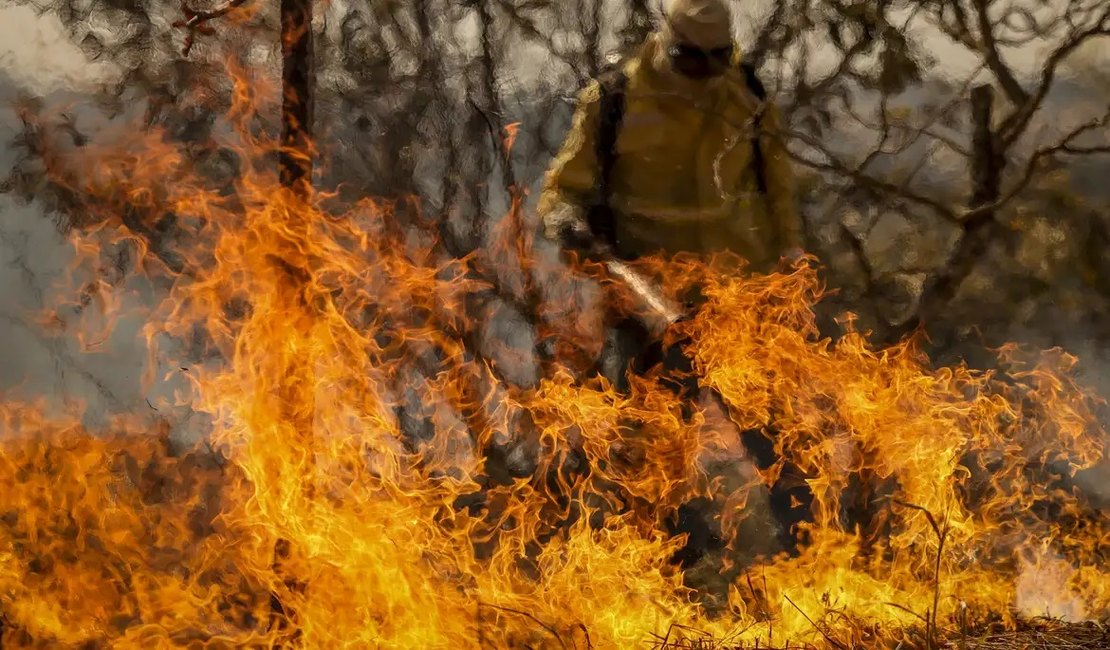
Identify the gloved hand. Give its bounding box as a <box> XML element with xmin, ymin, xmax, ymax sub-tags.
<box><xmin>542</xmin><ymin>201</ymin><xmax>593</xmax><ymax>252</ymax></box>
<box><xmin>779</xmin><ymin>246</ymin><xmax>808</xmax><ymax>270</ymax></box>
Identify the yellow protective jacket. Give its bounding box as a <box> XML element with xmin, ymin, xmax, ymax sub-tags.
<box><xmin>538</xmin><ymin>39</ymin><xmax>802</xmax><ymax>272</ymax></box>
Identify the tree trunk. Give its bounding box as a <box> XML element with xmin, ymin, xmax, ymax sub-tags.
<box><xmin>910</xmin><ymin>84</ymin><xmax>1005</xmax><ymax>336</ymax></box>
<box><xmin>938</xmin><ymin>85</ymin><xmax>1005</xmax><ymax>297</ymax></box>
<box><xmin>269</xmin><ymin>0</ymin><xmax>315</xmax><ymax>643</ymax></box>
<box><xmin>969</xmin><ymin>84</ymin><xmax>1003</xmax><ymax>211</ymax></box>
<box><xmin>280</xmin><ymin>0</ymin><xmax>314</xmax><ymax>192</ymax></box>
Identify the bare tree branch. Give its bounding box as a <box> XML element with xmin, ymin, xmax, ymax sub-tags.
<box><xmin>174</xmin><ymin>0</ymin><xmax>253</xmax><ymax>56</ymax></box>
<box><xmin>999</xmin><ymin>3</ymin><xmax>1110</xmax><ymax>145</ymax></box>
<box><xmin>970</xmin><ymin>0</ymin><xmax>1030</xmax><ymax>107</ymax></box>
<box><xmin>963</xmin><ymin>105</ymin><xmax>1110</xmax><ymax>223</ymax></box>
<box><xmin>784</xmin><ymin>127</ymin><xmax>960</xmax><ymax>219</ymax></box>
<box><xmin>493</xmin><ymin>0</ymin><xmax>586</xmax><ymax>80</ymax></box>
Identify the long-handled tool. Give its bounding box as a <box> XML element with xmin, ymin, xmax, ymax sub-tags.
<box><xmin>583</xmin><ymin>242</ymin><xmax>688</xmax><ymax>339</ymax></box>
<box><xmin>584</xmin><ymin>244</ymin><xmax>816</xmax><ymax>557</ymax></box>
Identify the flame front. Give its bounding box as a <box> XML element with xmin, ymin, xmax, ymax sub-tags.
<box><xmin>0</xmin><ymin>69</ymin><xmax>1106</xmax><ymax>649</ymax></box>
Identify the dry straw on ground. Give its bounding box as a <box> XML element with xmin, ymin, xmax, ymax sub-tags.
<box><xmin>650</xmin><ymin>617</ymin><xmax>1109</xmax><ymax>649</ymax></box>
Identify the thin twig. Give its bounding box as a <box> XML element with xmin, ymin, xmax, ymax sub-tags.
<box><xmin>960</xmin><ymin>106</ymin><xmax>1110</xmax><ymax>223</ymax></box>
<box><xmin>477</xmin><ymin>602</ymin><xmax>568</xmax><ymax>650</ymax></box>
<box><xmin>781</xmin><ymin>593</ymin><xmax>846</xmax><ymax>650</ymax></box>
<box><xmin>576</xmin><ymin>622</ymin><xmax>593</xmax><ymax>650</ymax></box>
<box><xmin>999</xmin><ymin>4</ymin><xmax>1110</xmax><ymax>146</ymax></box>
<box><xmin>883</xmin><ymin>601</ymin><xmax>930</xmax><ymax>625</ymax></box>
<box><xmin>173</xmin><ymin>0</ymin><xmax>253</xmax><ymax>56</ymax></box>
<box><xmin>892</xmin><ymin>499</ymin><xmax>949</xmax><ymax>650</ymax></box>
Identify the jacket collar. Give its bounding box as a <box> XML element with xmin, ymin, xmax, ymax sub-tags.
<box><xmin>634</xmin><ymin>34</ymin><xmax>743</xmax><ymax>94</ymax></box>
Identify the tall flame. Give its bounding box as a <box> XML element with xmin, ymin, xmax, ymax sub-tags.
<box><xmin>0</xmin><ymin>67</ymin><xmax>1105</xmax><ymax>648</ymax></box>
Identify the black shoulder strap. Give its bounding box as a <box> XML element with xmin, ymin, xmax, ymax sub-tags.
<box><xmin>591</xmin><ymin>67</ymin><xmax>628</xmax><ymax>248</ymax></box>
<box><xmin>596</xmin><ymin>67</ymin><xmax>628</xmax><ymax>200</ymax></box>
<box><xmin>739</xmin><ymin>60</ymin><xmax>769</xmax><ymax>196</ymax></box>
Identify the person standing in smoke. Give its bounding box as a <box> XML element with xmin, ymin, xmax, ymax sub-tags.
<box><xmin>539</xmin><ymin>0</ymin><xmax>802</xmax><ymax>268</ymax></box>
<box><xmin>538</xmin><ymin>0</ymin><xmax>810</xmax><ymax>605</ymax></box>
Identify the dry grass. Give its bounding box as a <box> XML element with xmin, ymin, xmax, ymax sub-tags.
<box><xmin>648</xmin><ymin>618</ymin><xmax>1109</xmax><ymax>650</ymax></box>
<box><xmin>951</xmin><ymin>617</ymin><xmax>1109</xmax><ymax>649</ymax></box>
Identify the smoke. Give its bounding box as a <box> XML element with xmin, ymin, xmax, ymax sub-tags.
<box><xmin>1061</xmin><ymin>337</ymin><xmax>1110</xmax><ymax>510</ymax></box>
<box><xmin>0</xmin><ymin>7</ymin><xmax>202</xmax><ymax>439</ymax></box>
<box><xmin>0</xmin><ymin>7</ymin><xmax>587</xmax><ymax>467</ymax></box>
<box><xmin>0</xmin><ymin>6</ymin><xmax>115</xmax><ymax>93</ymax></box>
<box><xmin>1015</xmin><ymin>549</ymin><xmax>1089</xmax><ymax>623</ymax></box>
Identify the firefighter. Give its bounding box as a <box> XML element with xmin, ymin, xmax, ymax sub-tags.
<box><xmin>537</xmin><ymin>0</ymin><xmax>808</xmax><ymax>608</ymax></box>
<box><xmin>539</xmin><ymin>0</ymin><xmax>803</xmax><ymax>270</ymax></box>
<box><xmin>538</xmin><ymin>0</ymin><xmax>805</xmax><ymax>398</ymax></box>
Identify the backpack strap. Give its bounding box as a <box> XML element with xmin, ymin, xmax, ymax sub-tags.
<box><xmin>590</xmin><ymin>66</ymin><xmax>629</xmax><ymax>249</ymax></box>
<box><xmin>739</xmin><ymin>60</ymin><xmax>769</xmax><ymax>196</ymax></box>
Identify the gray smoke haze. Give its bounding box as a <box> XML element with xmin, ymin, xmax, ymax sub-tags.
<box><xmin>0</xmin><ymin>6</ymin><xmax>205</xmax><ymax>439</ymax></box>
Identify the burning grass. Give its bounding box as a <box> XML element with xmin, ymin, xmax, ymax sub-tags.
<box><xmin>648</xmin><ymin>616</ymin><xmax>1110</xmax><ymax>647</ymax></box>
<box><xmin>0</xmin><ymin>67</ymin><xmax>1106</xmax><ymax>648</ymax></box>
<box><xmin>649</xmin><ymin>617</ymin><xmax>1110</xmax><ymax>649</ymax></box>
<box><xmin>954</xmin><ymin>618</ymin><xmax>1109</xmax><ymax>650</ymax></box>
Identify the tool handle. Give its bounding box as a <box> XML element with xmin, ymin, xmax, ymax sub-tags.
<box><xmin>583</xmin><ymin>243</ymin><xmax>687</xmax><ymax>337</ymax></box>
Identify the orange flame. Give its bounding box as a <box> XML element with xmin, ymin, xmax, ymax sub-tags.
<box><xmin>0</xmin><ymin>65</ymin><xmax>1105</xmax><ymax>649</ymax></box>
<box><xmin>503</xmin><ymin>122</ymin><xmax>522</xmax><ymax>157</ymax></box>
